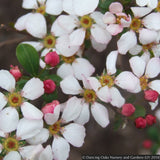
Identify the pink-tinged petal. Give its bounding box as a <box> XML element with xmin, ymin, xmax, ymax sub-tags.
<box><xmin>4</xmin><ymin>151</ymin><xmax>21</xmax><ymax>160</ymax></box>
<box><xmin>91</xmin><ymin>38</ymin><xmax>107</xmax><ymax>52</ymax></box>
<box><xmin>74</xmin><ymin>102</ymin><xmax>90</xmax><ymax>125</ymax></box>
<box><xmin>139</xmin><ymin>29</ymin><xmax>158</xmax><ymax>45</ymax></box>
<box><xmin>57</xmin><ymin>63</ymin><xmax>74</xmax><ymax>79</ymax></box>
<box><xmin>56</xmin><ymin>35</ymin><xmax>80</xmax><ymax>57</ymax></box>
<box><xmin>22</xmin><ymin>41</ymin><xmax>43</xmax><ymax>51</ymax></box>
<box><xmin>82</xmin><ymin>76</ymin><xmax>101</xmax><ymax>92</ymax></box>
<box><xmin>129</xmin><ymin>56</ymin><xmax>146</xmax><ymax>78</ymax></box>
<box><xmin>73</xmin><ymin>0</ymin><xmax>99</xmax><ymax>16</ymax></box>
<box><xmin>39</xmin><ymin>145</ymin><xmax>53</xmax><ymax>160</ymax></box>
<box><xmin>110</xmin><ymin>87</ymin><xmax>125</xmax><ymax>108</ymax></box>
<box><xmin>115</xmin><ymin>71</ymin><xmax>140</xmax><ymax>92</ymax></box>
<box><xmin>44</xmin><ymin>105</ymin><xmax>60</xmax><ymax>125</ymax></box>
<box><xmin>145</xmin><ymin>58</ymin><xmax>160</xmax><ymax>78</ymax></box>
<box><xmin>131</xmin><ymin>7</ymin><xmax>152</xmax><ymax>18</ymax></box>
<box><xmin>26</xmin><ymin>128</ymin><xmax>49</xmax><ymax>145</ymax></box>
<box><xmin>52</xmin><ymin>136</ymin><xmax>70</xmax><ymax>160</ymax></box>
<box><xmin>22</xmin><ymin>78</ymin><xmax>44</xmax><ymax>100</ymax></box>
<box><xmin>103</xmin><ymin>12</ymin><xmax>116</xmax><ymax>24</ymax></box>
<box><xmin>0</xmin><ymin>92</ymin><xmax>7</xmax><ymax>111</ymax></box>
<box><xmin>117</xmin><ymin>31</ymin><xmax>137</xmax><ymax>55</ymax></box>
<box><xmin>96</xmin><ymin>86</ymin><xmax>111</xmax><ymax>103</ymax></box>
<box><xmin>143</xmin><ymin>13</ymin><xmax>160</xmax><ymax>31</ymax></box>
<box><xmin>106</xmin><ymin>24</ymin><xmax>123</xmax><ymax>36</ymax></box>
<box><xmin>63</xmin><ymin>0</ymin><xmax>75</xmax><ymax>15</ymax></box>
<box><xmin>149</xmin><ymin>80</ymin><xmax>160</xmax><ymax>93</ymax></box>
<box><xmin>91</xmin><ymin>24</ymin><xmax>112</xmax><ymax>44</ymax></box>
<box><xmin>57</xmin><ymin>15</ymin><xmax>78</xmax><ymax>33</ymax></box>
<box><xmin>106</xmin><ymin>50</ymin><xmax>118</xmax><ymax>75</ymax></box>
<box><xmin>109</xmin><ymin>2</ymin><xmax>123</xmax><ymax>13</ymax></box>
<box><xmin>91</xmin><ymin>102</ymin><xmax>110</xmax><ymax>128</ymax></box>
<box><xmin>72</xmin><ymin>58</ymin><xmax>95</xmax><ymax>80</ymax></box>
<box><xmin>16</xmin><ymin>118</ymin><xmax>43</xmax><ymax>140</ymax></box>
<box><xmin>136</xmin><ymin>0</ymin><xmax>148</xmax><ymax>6</ymax></box>
<box><xmin>14</xmin><ymin>13</ymin><xmax>32</xmax><ymax>31</ymax></box>
<box><xmin>90</xmin><ymin>11</ymin><xmax>106</xmax><ymax>28</ymax></box>
<box><xmin>25</xmin><ymin>13</ymin><xmax>47</xmax><ymax>38</ymax></box>
<box><xmin>0</xmin><ymin>107</ymin><xmax>19</xmax><ymax>133</ymax></box>
<box><xmin>61</xmin><ymin>123</ymin><xmax>86</xmax><ymax>147</ymax></box>
<box><xmin>149</xmin><ymin>99</ymin><xmax>158</xmax><ymax>110</ymax></box>
<box><xmin>61</xmin><ymin>97</ymin><xmax>82</xmax><ymax>123</ymax></box>
<box><xmin>46</xmin><ymin>0</ymin><xmax>63</xmax><ymax>15</ymax></box>
<box><xmin>22</xmin><ymin>0</ymin><xmax>38</xmax><ymax>9</ymax></box>
<box><xmin>0</xmin><ymin>70</ymin><xmax>15</xmax><ymax>92</ymax></box>
<box><xmin>60</xmin><ymin>75</ymin><xmax>83</xmax><ymax>95</ymax></box>
<box><xmin>129</xmin><ymin>44</ymin><xmax>142</xmax><ymax>55</ymax></box>
<box><xmin>148</xmin><ymin>0</ymin><xmax>158</xmax><ymax>9</ymax></box>
<box><xmin>19</xmin><ymin>144</ymin><xmax>43</xmax><ymax>160</ymax></box>
<box><xmin>21</xmin><ymin>102</ymin><xmax>43</xmax><ymax>120</ymax></box>
<box><xmin>69</xmin><ymin>28</ymin><xmax>85</xmax><ymax>46</ymax></box>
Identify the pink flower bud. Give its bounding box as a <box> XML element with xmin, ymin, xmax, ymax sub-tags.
<box><xmin>145</xmin><ymin>114</ymin><xmax>156</xmax><ymax>126</ymax></box>
<box><xmin>121</xmin><ymin>103</ymin><xmax>135</xmax><ymax>116</ymax></box>
<box><xmin>43</xmin><ymin>79</ymin><xmax>56</xmax><ymax>94</ymax></box>
<box><xmin>143</xmin><ymin>140</ymin><xmax>152</xmax><ymax>149</ymax></box>
<box><xmin>10</xmin><ymin>65</ymin><xmax>22</xmax><ymax>81</ymax></box>
<box><xmin>41</xmin><ymin>100</ymin><xmax>59</xmax><ymax>114</ymax></box>
<box><xmin>144</xmin><ymin>90</ymin><xmax>159</xmax><ymax>102</ymax></box>
<box><xmin>135</xmin><ymin>117</ymin><xmax>147</xmax><ymax>129</ymax></box>
<box><xmin>44</xmin><ymin>51</ymin><xmax>59</xmax><ymax>67</ymax></box>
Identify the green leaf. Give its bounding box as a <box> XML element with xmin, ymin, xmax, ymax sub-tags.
<box><xmin>16</xmin><ymin>44</ymin><xmax>39</xmax><ymax>76</ymax></box>
<box><xmin>133</xmin><ymin>105</ymin><xmax>146</xmax><ymax>118</ymax></box>
<box><xmin>113</xmin><ymin>114</ymin><xmax>123</xmax><ymax>131</ymax></box>
<box><xmin>126</xmin><ymin>95</ymin><xmax>136</xmax><ymax>103</ymax></box>
<box><xmin>151</xmin><ymin>143</ymin><xmax>159</xmax><ymax>155</ymax></box>
<box><xmin>147</xmin><ymin>126</ymin><xmax>160</xmax><ymax>142</ymax></box>
<box><xmin>98</xmin><ymin>0</ymin><xmax>114</xmax><ymax>13</ymax></box>
<box><xmin>16</xmin><ymin>79</ymin><xmax>28</xmax><ymax>89</ymax></box>
<box><xmin>42</xmin><ymin>91</ymin><xmax>58</xmax><ymax>103</ymax></box>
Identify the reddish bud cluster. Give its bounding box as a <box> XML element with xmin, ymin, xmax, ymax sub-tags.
<box><xmin>10</xmin><ymin>65</ymin><xmax>22</xmax><ymax>81</ymax></box>
<box><xmin>143</xmin><ymin>139</ymin><xmax>152</xmax><ymax>149</ymax></box>
<box><xmin>121</xmin><ymin>103</ymin><xmax>135</xmax><ymax>116</ymax></box>
<box><xmin>43</xmin><ymin>79</ymin><xmax>56</xmax><ymax>94</ymax></box>
<box><xmin>144</xmin><ymin>90</ymin><xmax>159</xmax><ymax>102</ymax></box>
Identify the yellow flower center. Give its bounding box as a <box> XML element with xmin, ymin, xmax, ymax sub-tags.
<box><xmin>116</xmin><ymin>16</ymin><xmax>128</xmax><ymax>25</ymax></box>
<box><xmin>83</xmin><ymin>89</ymin><xmax>96</xmax><ymax>103</ymax></box>
<box><xmin>44</xmin><ymin>35</ymin><xmax>56</xmax><ymax>48</ymax></box>
<box><xmin>62</xmin><ymin>55</ymin><xmax>76</xmax><ymax>64</ymax></box>
<box><xmin>140</xmin><ymin>76</ymin><xmax>148</xmax><ymax>90</ymax></box>
<box><xmin>130</xmin><ymin>18</ymin><xmax>142</xmax><ymax>31</ymax></box>
<box><xmin>80</xmin><ymin>15</ymin><xmax>93</xmax><ymax>29</ymax></box>
<box><xmin>8</xmin><ymin>92</ymin><xmax>22</xmax><ymax>108</ymax></box>
<box><xmin>49</xmin><ymin>121</ymin><xmax>61</xmax><ymax>135</ymax></box>
<box><xmin>99</xmin><ymin>75</ymin><xmax>114</xmax><ymax>88</ymax></box>
<box><xmin>142</xmin><ymin>43</ymin><xmax>154</xmax><ymax>51</ymax></box>
<box><xmin>3</xmin><ymin>137</ymin><xmax>19</xmax><ymax>152</ymax></box>
<box><xmin>156</xmin><ymin>1</ymin><xmax>160</xmax><ymax>12</ymax></box>
<box><xmin>36</xmin><ymin>6</ymin><xmax>46</xmax><ymax>15</ymax></box>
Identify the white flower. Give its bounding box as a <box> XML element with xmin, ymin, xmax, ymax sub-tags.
<box><xmin>136</xmin><ymin>0</ymin><xmax>158</xmax><ymax>9</ymax></box>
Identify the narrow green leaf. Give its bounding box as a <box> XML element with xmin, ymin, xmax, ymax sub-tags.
<box><xmin>16</xmin><ymin>44</ymin><xmax>39</xmax><ymax>76</ymax></box>
<box><xmin>42</xmin><ymin>91</ymin><xmax>58</xmax><ymax>103</ymax></box>
<box><xmin>133</xmin><ymin>105</ymin><xmax>146</xmax><ymax>118</ymax></box>
<box><xmin>147</xmin><ymin>127</ymin><xmax>160</xmax><ymax>142</ymax></box>
<box><xmin>151</xmin><ymin>143</ymin><xmax>159</xmax><ymax>155</ymax></box>
<box><xmin>113</xmin><ymin>114</ymin><xmax>123</xmax><ymax>131</ymax></box>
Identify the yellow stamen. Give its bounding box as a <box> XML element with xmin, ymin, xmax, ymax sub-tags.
<box><xmin>80</xmin><ymin>15</ymin><xmax>93</xmax><ymax>29</ymax></box>
<box><xmin>142</xmin><ymin>43</ymin><xmax>154</xmax><ymax>51</ymax></box>
<box><xmin>44</xmin><ymin>35</ymin><xmax>56</xmax><ymax>48</ymax></box>
<box><xmin>99</xmin><ymin>75</ymin><xmax>114</xmax><ymax>88</ymax></box>
<box><xmin>156</xmin><ymin>1</ymin><xmax>160</xmax><ymax>12</ymax></box>
<box><xmin>83</xmin><ymin>89</ymin><xmax>96</xmax><ymax>103</ymax></box>
<box><xmin>62</xmin><ymin>55</ymin><xmax>76</xmax><ymax>64</ymax></box>
<box><xmin>140</xmin><ymin>76</ymin><xmax>148</xmax><ymax>90</ymax></box>
<box><xmin>116</xmin><ymin>16</ymin><xmax>128</xmax><ymax>25</ymax></box>
<box><xmin>36</xmin><ymin>6</ymin><xmax>46</xmax><ymax>15</ymax></box>
<box><xmin>8</xmin><ymin>92</ymin><xmax>22</xmax><ymax>108</ymax></box>
<box><xmin>130</xmin><ymin>18</ymin><xmax>142</xmax><ymax>31</ymax></box>
<box><xmin>4</xmin><ymin>137</ymin><xmax>19</xmax><ymax>152</ymax></box>
<box><xmin>49</xmin><ymin>121</ymin><xmax>61</xmax><ymax>135</ymax></box>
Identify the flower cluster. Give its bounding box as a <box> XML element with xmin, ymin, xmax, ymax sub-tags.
<box><xmin>0</xmin><ymin>0</ymin><xmax>160</xmax><ymax>159</ymax></box>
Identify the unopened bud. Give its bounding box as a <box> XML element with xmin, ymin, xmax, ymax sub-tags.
<box><xmin>10</xmin><ymin>65</ymin><xmax>22</xmax><ymax>81</ymax></box>
<box><xmin>43</xmin><ymin>79</ymin><xmax>56</xmax><ymax>94</ymax></box>
<box><xmin>135</xmin><ymin>117</ymin><xmax>147</xmax><ymax>129</ymax></box>
<box><xmin>144</xmin><ymin>90</ymin><xmax>159</xmax><ymax>102</ymax></box>
<box><xmin>143</xmin><ymin>140</ymin><xmax>152</xmax><ymax>149</ymax></box>
<box><xmin>121</xmin><ymin>103</ymin><xmax>135</xmax><ymax>116</ymax></box>
<box><xmin>145</xmin><ymin>114</ymin><xmax>156</xmax><ymax>126</ymax></box>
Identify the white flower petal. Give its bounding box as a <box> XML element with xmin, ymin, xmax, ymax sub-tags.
<box><xmin>4</xmin><ymin>151</ymin><xmax>21</xmax><ymax>160</ymax></box>
<box><xmin>0</xmin><ymin>107</ymin><xmax>19</xmax><ymax>133</ymax></box>
<box><xmin>69</xmin><ymin>28</ymin><xmax>86</xmax><ymax>46</ymax></box>
<box><xmin>52</xmin><ymin>136</ymin><xmax>70</xmax><ymax>160</ymax></box>
<box><xmin>106</xmin><ymin>50</ymin><xmax>118</xmax><ymax>75</ymax></box>
<box><xmin>149</xmin><ymin>80</ymin><xmax>160</xmax><ymax>94</ymax></box>
<box><xmin>46</xmin><ymin>0</ymin><xmax>63</xmax><ymax>15</ymax></box>
<box><xmin>148</xmin><ymin>0</ymin><xmax>158</xmax><ymax>9</ymax></box>
<box><xmin>91</xmin><ymin>102</ymin><xmax>110</xmax><ymax>128</ymax></box>
<box><xmin>155</xmin><ymin>109</ymin><xmax>160</xmax><ymax>121</ymax></box>
<box><xmin>106</xmin><ymin>24</ymin><xmax>123</xmax><ymax>36</ymax></box>
<box><xmin>145</xmin><ymin>58</ymin><xmax>160</xmax><ymax>78</ymax></box>
<box><xmin>0</xmin><ymin>70</ymin><xmax>15</xmax><ymax>92</ymax></box>
<box><xmin>63</xmin><ymin>0</ymin><xmax>75</xmax><ymax>15</ymax></box>
<box><xmin>25</xmin><ymin>13</ymin><xmax>47</xmax><ymax>38</ymax></box>
<box><xmin>129</xmin><ymin>56</ymin><xmax>146</xmax><ymax>78</ymax></box>
<box><xmin>73</xmin><ymin>0</ymin><xmax>99</xmax><ymax>16</ymax></box>
<box><xmin>60</xmin><ymin>75</ymin><xmax>83</xmax><ymax>95</ymax></box>
<box><xmin>149</xmin><ymin>99</ymin><xmax>158</xmax><ymax>110</ymax></box>
<box><xmin>109</xmin><ymin>2</ymin><xmax>123</xmax><ymax>13</ymax></box>
<box><xmin>91</xmin><ymin>24</ymin><xmax>112</xmax><ymax>44</ymax></box>
<box><xmin>22</xmin><ymin>0</ymin><xmax>38</xmax><ymax>9</ymax></box>
<box><xmin>16</xmin><ymin>118</ymin><xmax>43</xmax><ymax>140</ymax></box>
<box><xmin>103</xmin><ymin>12</ymin><xmax>116</xmax><ymax>24</ymax></box>
<box><xmin>129</xmin><ymin>44</ymin><xmax>142</xmax><ymax>55</ymax></box>
<box><xmin>131</xmin><ymin>7</ymin><xmax>152</xmax><ymax>18</ymax></box>
<box><xmin>26</xmin><ymin>128</ymin><xmax>49</xmax><ymax>145</ymax></box>
<box><xmin>91</xmin><ymin>38</ymin><xmax>107</xmax><ymax>52</ymax></box>
<box><xmin>22</xmin><ymin>78</ymin><xmax>44</xmax><ymax>100</ymax></box>
<box><xmin>74</xmin><ymin>102</ymin><xmax>90</xmax><ymax>125</ymax></box>
<box><xmin>21</xmin><ymin>102</ymin><xmax>43</xmax><ymax>120</ymax></box>
<box><xmin>136</xmin><ymin>0</ymin><xmax>148</xmax><ymax>7</ymax></box>
<box><xmin>72</xmin><ymin>58</ymin><xmax>95</xmax><ymax>80</ymax></box>
<box><xmin>0</xmin><ymin>92</ymin><xmax>7</xmax><ymax>111</ymax></box>
<box><xmin>117</xmin><ymin>31</ymin><xmax>137</xmax><ymax>55</ymax></box>
<box><xmin>110</xmin><ymin>87</ymin><xmax>125</xmax><ymax>108</ymax></box>
<box><xmin>62</xmin><ymin>97</ymin><xmax>82</xmax><ymax>123</ymax></box>
<box><xmin>39</xmin><ymin>145</ymin><xmax>53</xmax><ymax>160</ymax></box>
<box><xmin>62</xmin><ymin>123</ymin><xmax>86</xmax><ymax>147</ymax></box>
<box><xmin>22</xmin><ymin>41</ymin><xmax>44</xmax><ymax>51</ymax></box>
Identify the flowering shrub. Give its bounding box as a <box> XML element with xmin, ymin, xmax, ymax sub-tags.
<box><xmin>0</xmin><ymin>0</ymin><xmax>160</xmax><ymax>159</ymax></box>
